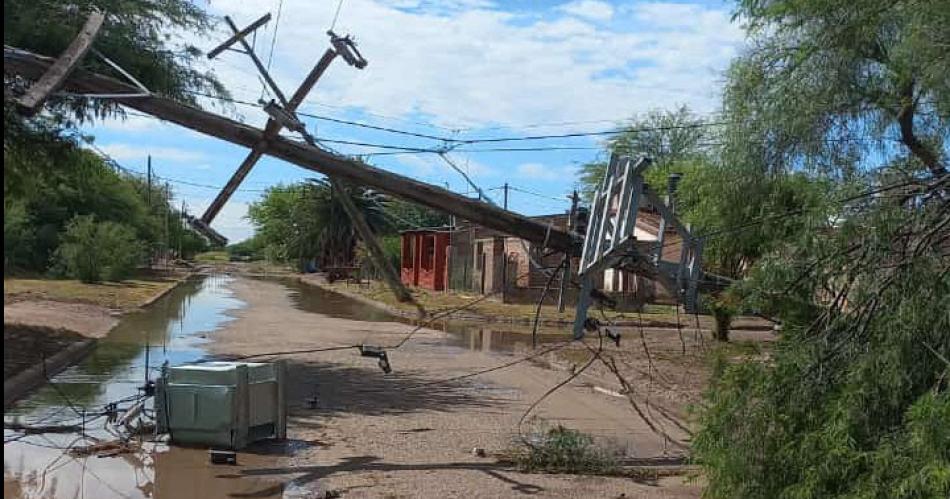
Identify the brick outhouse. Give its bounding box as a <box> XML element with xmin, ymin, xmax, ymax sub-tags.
<box><xmin>400</xmin><ymin>229</ymin><xmax>451</xmax><ymax>291</ymax></box>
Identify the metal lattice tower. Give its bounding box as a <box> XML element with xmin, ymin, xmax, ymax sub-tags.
<box><xmin>572</xmin><ymin>154</ymin><xmax>705</xmax><ymax>339</ymax></box>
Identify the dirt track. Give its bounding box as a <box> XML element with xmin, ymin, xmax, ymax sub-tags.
<box><xmin>207</xmin><ymin>277</ymin><xmax>706</xmax><ymax>498</ymax></box>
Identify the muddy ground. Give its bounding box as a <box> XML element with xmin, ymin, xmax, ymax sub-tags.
<box><xmin>4</xmin><ymin>300</ymin><xmax>118</xmax><ymax>340</ymax></box>
<box><xmin>198</xmin><ymin>276</ymin><xmax>773</xmax><ymax>498</ymax></box>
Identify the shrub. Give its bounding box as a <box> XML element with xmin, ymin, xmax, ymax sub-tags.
<box><xmin>512</xmin><ymin>425</ymin><xmax>619</xmax><ymax>474</ymax></box>
<box><xmin>55</xmin><ymin>215</ymin><xmax>143</xmax><ymax>283</ymax></box>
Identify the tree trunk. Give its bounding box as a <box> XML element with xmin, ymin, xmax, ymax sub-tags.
<box><xmin>712</xmin><ymin>309</ymin><xmax>732</xmax><ymax>342</ymax></box>
<box><xmin>896</xmin><ymin>82</ymin><xmax>947</xmax><ymax>177</ymax></box>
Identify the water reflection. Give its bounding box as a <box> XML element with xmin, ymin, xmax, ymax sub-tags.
<box><xmin>4</xmin><ymin>275</ymin><xmax>253</xmax><ymax>499</ymax></box>
<box><xmin>280</xmin><ymin>279</ymin><xmax>568</xmax><ymax>353</ymax></box>
<box><xmin>282</xmin><ymin>279</ymin><xmax>396</xmax><ymax>322</ymax></box>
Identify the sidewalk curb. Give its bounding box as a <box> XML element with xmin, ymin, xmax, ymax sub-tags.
<box><xmin>3</xmin><ymin>338</ymin><xmax>97</xmax><ymax>409</ymax></box>
<box><xmin>4</xmin><ymin>273</ymin><xmax>193</xmax><ymax>408</ymax></box>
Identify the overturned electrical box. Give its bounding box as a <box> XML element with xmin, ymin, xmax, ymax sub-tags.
<box><xmin>155</xmin><ymin>361</ymin><xmax>287</xmax><ymax>450</ymax></box>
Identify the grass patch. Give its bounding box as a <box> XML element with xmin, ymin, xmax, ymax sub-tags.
<box><xmin>322</xmin><ymin>280</ymin><xmax>690</xmax><ymax>325</ymax></box>
<box><xmin>4</xmin><ymin>276</ymin><xmax>180</xmax><ymax>309</ymax></box>
<box><xmin>194</xmin><ymin>251</ymin><xmax>229</xmax><ymax>263</ymax></box>
<box><xmin>507</xmin><ymin>425</ymin><xmax>620</xmax><ymax>474</ymax></box>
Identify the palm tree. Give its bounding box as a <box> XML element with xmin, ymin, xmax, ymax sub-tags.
<box><xmin>296</xmin><ymin>179</ymin><xmax>389</xmax><ymax>268</ymax></box>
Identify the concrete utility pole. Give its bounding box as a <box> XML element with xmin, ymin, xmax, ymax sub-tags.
<box><xmin>202</xmin><ymin>15</ymin><xmax>416</xmax><ymax>308</ymax></box>
<box><xmin>179</xmin><ymin>200</ymin><xmax>186</xmax><ymax>258</ymax></box>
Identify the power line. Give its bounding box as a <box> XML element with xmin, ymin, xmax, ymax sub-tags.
<box><xmin>329</xmin><ymin>0</ymin><xmax>347</xmax><ymax>32</ymax></box>
<box><xmin>297</xmin><ymin>111</ymin><xmax>455</xmax><ymax>141</ymax></box>
<box><xmin>85</xmin><ymin>142</ymin><xmax>269</xmax><ymax>194</ymax></box>
<box><xmin>181</xmin><ymin>90</ymin><xmax>902</xmax><ymax>156</ymax></box>
<box><xmin>265</xmin><ymin>0</ymin><xmax>284</xmax><ymax>74</ymax></box>
<box><xmin>505</xmin><ymin>185</ymin><xmax>572</xmax><ymax>203</ymax></box>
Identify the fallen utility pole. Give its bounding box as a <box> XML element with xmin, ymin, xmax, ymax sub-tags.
<box><xmin>202</xmin><ymin>17</ymin><xmax>343</xmax><ymax>225</ymax></box>
<box><xmin>4</xmin><ymin>47</ymin><xmax>581</xmax><ymax>256</ymax></box>
<box><xmin>203</xmin><ymin>17</ymin><xmax>415</xmax><ymax>306</ymax></box>
<box><xmin>16</xmin><ymin>9</ymin><xmax>104</xmax><ymax>114</ymax></box>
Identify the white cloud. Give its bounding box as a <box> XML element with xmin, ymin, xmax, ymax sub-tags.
<box><xmin>558</xmin><ymin>0</ymin><xmax>615</xmax><ymax>22</ymax></box>
<box><xmin>96</xmin><ymin>113</ymin><xmax>161</xmax><ymax>133</ymax></box>
<box><xmin>394</xmin><ymin>154</ymin><xmax>438</xmax><ymax>176</ymax></box>
<box><xmin>393</xmin><ymin>152</ymin><xmax>497</xmax><ymax>180</ymax></box>
<box><xmin>96</xmin><ymin>143</ymin><xmax>208</xmax><ymax>164</ymax></box>
<box><xmin>204</xmin><ymin>0</ymin><xmax>744</xmax><ymax>129</ymax></box>
<box><xmin>515</xmin><ymin>162</ymin><xmax>575</xmax><ymax>180</ymax></box>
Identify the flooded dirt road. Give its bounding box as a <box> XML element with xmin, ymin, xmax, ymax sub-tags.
<box><xmin>3</xmin><ymin>275</ymin><xmax>290</xmax><ymax>498</ymax></box>
<box><xmin>5</xmin><ymin>275</ymin><xmax>702</xmax><ymax>498</ymax></box>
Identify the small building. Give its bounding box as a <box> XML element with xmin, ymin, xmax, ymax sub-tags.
<box><xmin>400</xmin><ymin>228</ymin><xmax>451</xmax><ymax>291</ymax></box>
<box><xmin>399</xmin><ymin>207</ymin><xmax>684</xmax><ymax>307</ymax></box>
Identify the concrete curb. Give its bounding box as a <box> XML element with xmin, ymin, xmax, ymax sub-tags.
<box><xmin>137</xmin><ymin>272</ymin><xmax>194</xmax><ymax>309</ymax></box>
<box><xmin>3</xmin><ymin>338</ymin><xmax>97</xmax><ymax>409</ymax></box>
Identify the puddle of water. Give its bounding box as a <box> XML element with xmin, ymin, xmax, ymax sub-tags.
<box><xmin>3</xmin><ymin>275</ymin><xmax>569</xmax><ymax>498</ymax></box>
<box><xmin>4</xmin><ymin>275</ymin><xmax>284</xmax><ymax>499</ymax></box>
<box><xmin>7</xmin><ymin>275</ymin><xmax>241</xmax><ymax>420</ymax></box>
<box><xmin>280</xmin><ymin>279</ymin><xmax>568</xmax><ymax>353</ymax></box>
<box><xmin>283</xmin><ymin>280</ymin><xmax>394</xmax><ymax>323</ymax></box>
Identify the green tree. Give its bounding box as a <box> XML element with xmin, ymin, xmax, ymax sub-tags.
<box><xmin>227</xmin><ymin>236</ymin><xmax>267</xmax><ymax>261</ymax></box>
<box><xmin>4</xmin><ymin>0</ymin><xmax>226</xmax><ymax>123</ymax></box>
<box><xmin>4</xmin><ymin>111</ymin><xmax>210</xmax><ymax>274</ymax></box>
<box><xmin>247</xmin><ymin>180</ymin><xmax>389</xmax><ymax>270</ymax></box>
<box><xmin>721</xmin><ymin>0</ymin><xmax>948</xmax><ymax>177</ymax></box>
<box><xmin>576</xmin><ymin>106</ymin><xmax>713</xmax><ymax>200</ymax></box>
<box><xmin>382</xmin><ymin>197</ymin><xmax>450</xmax><ymax>230</ymax></box>
<box><xmin>3</xmin><ymin>1</ymin><xmax>222</xmax><ymax>274</ymax></box>
<box><xmin>4</xmin><ymin>200</ymin><xmax>35</xmax><ymax>272</ymax></box>
<box><xmin>694</xmin><ymin>0</ymin><xmax>950</xmax><ymax>495</ymax></box>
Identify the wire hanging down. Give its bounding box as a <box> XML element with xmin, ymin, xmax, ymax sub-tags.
<box><xmin>329</xmin><ymin>0</ymin><xmax>347</xmax><ymax>32</ymax></box>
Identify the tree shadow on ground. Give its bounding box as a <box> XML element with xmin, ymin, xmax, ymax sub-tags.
<box><xmin>222</xmin><ymin>455</ymin><xmax>547</xmax><ymax>497</ymax></box>
<box><xmin>281</xmin><ymin>359</ymin><xmax>507</xmax><ymax>423</ymax></box>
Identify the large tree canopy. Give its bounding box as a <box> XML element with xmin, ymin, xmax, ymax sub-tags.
<box><xmin>3</xmin><ymin>1</ymin><xmax>221</xmax><ymax>275</ymax></box>
<box><xmin>693</xmin><ymin>1</ymin><xmax>950</xmax><ymax>497</ymax></box>
<box><xmin>247</xmin><ymin>180</ymin><xmax>391</xmax><ymax>268</ymax></box>
<box><xmin>4</xmin><ymin>0</ymin><xmax>227</xmax><ymax>123</ymax></box>
<box><xmin>576</xmin><ymin>106</ymin><xmax>714</xmax><ymax>200</ymax></box>
<box><xmin>723</xmin><ymin>0</ymin><xmax>948</xmax><ymax>177</ymax></box>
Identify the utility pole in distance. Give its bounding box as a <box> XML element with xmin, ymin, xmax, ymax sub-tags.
<box><xmin>164</xmin><ymin>181</ymin><xmax>170</xmax><ymax>272</ymax></box>
<box><xmin>557</xmin><ymin>190</ymin><xmax>579</xmax><ymax>312</ymax></box>
<box><xmin>179</xmin><ymin>200</ymin><xmax>186</xmax><ymax>259</ymax></box>
<box><xmin>147</xmin><ymin>155</ymin><xmax>152</xmax><ymax>207</ymax></box>
<box><xmin>502</xmin><ymin>182</ymin><xmax>509</xmax><ymax>303</ymax></box>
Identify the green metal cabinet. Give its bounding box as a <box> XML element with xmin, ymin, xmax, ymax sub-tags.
<box><xmin>156</xmin><ymin>361</ymin><xmax>287</xmax><ymax>449</ymax></box>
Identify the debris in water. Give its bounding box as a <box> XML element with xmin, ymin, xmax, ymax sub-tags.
<box><xmin>210</xmin><ymin>449</ymin><xmax>238</xmax><ymax>465</ymax></box>
<box><xmin>70</xmin><ymin>441</ymin><xmax>135</xmax><ymax>458</ymax></box>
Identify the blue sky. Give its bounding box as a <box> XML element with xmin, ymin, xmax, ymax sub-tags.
<box><xmin>83</xmin><ymin>0</ymin><xmax>746</xmax><ymax>241</ymax></box>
